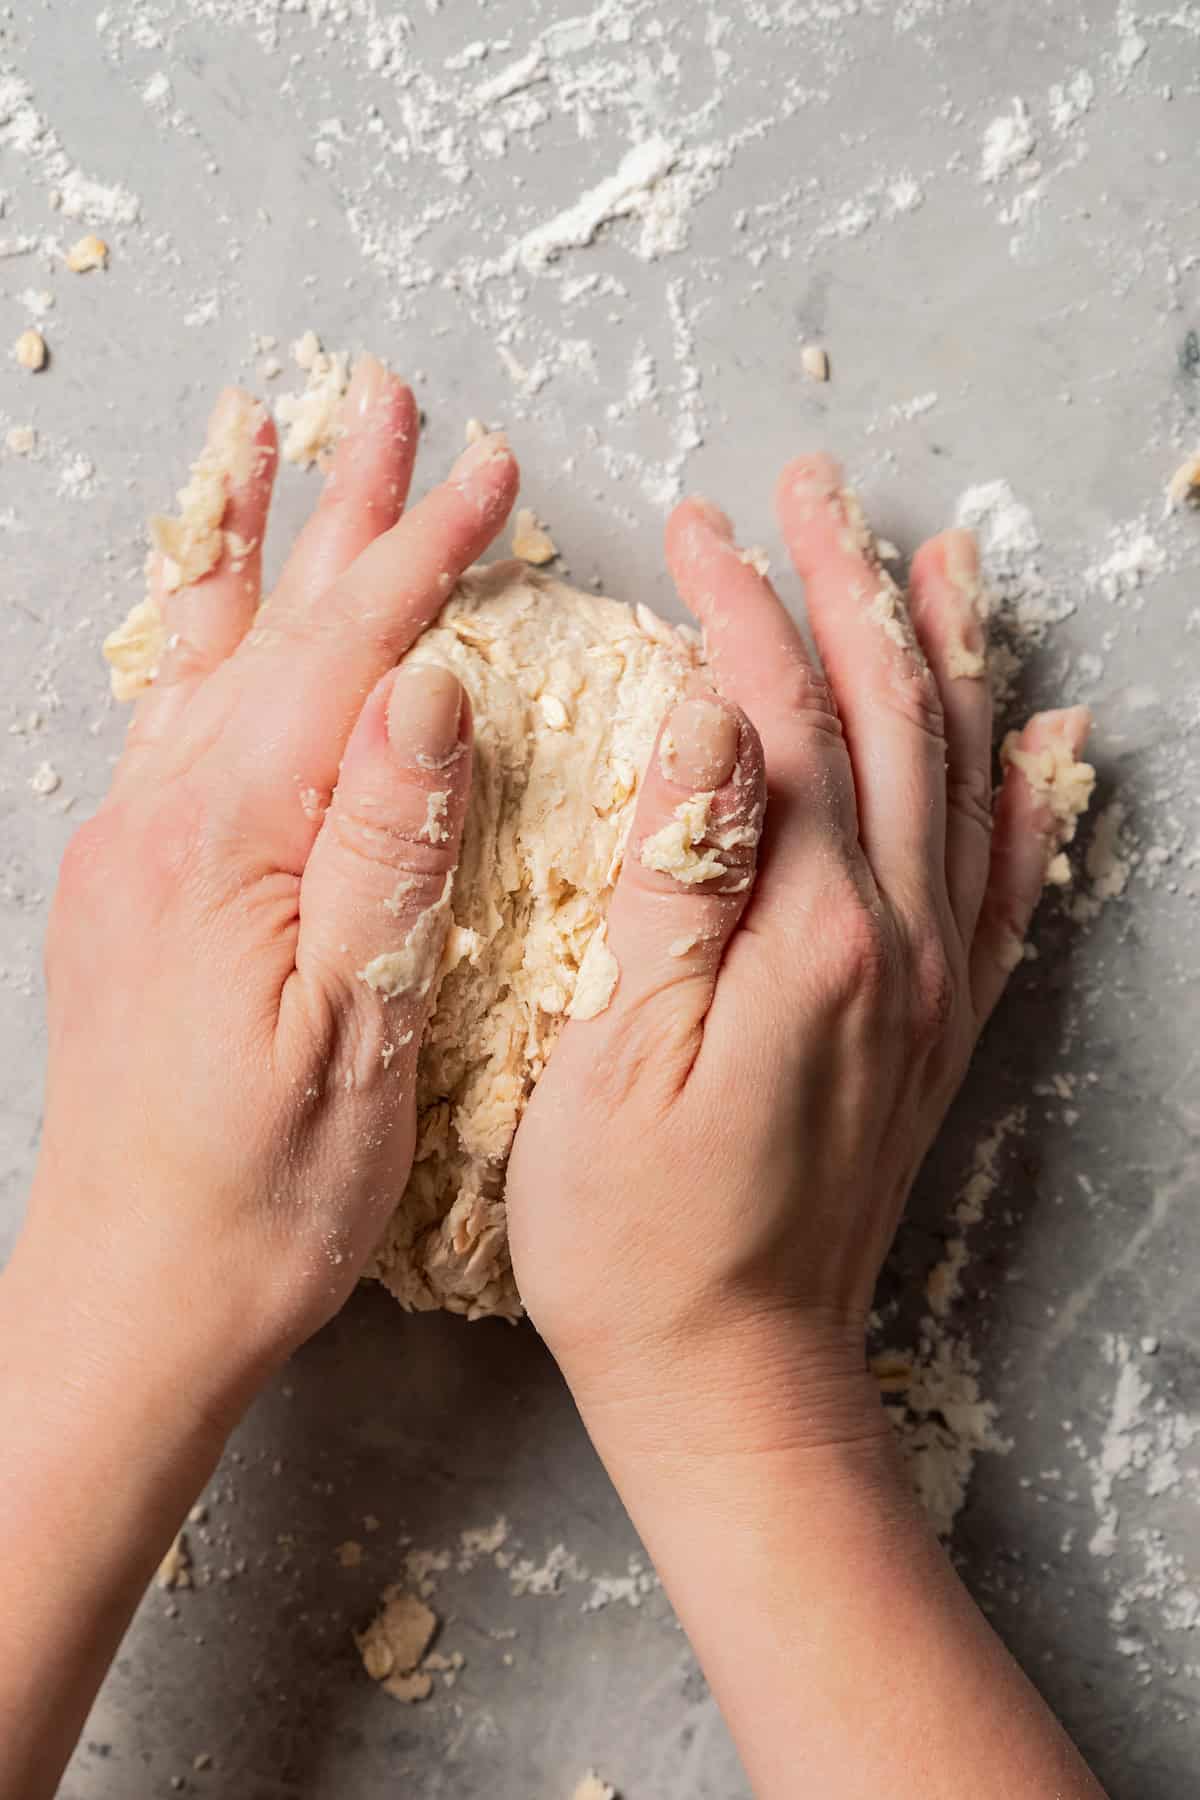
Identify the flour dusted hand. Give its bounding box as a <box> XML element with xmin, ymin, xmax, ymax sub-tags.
<box><xmin>26</xmin><ymin>360</ymin><xmax>520</xmax><ymax>1371</ymax></box>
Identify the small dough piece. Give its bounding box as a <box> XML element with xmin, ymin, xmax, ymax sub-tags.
<box><xmin>1001</xmin><ymin>730</ymin><xmax>1096</xmax><ymax>885</ymax></box>
<box><xmin>102</xmin><ymin>393</ymin><xmax>267</xmax><ymax>699</ymax></box>
<box><xmin>572</xmin><ymin>1776</ymin><xmax>616</xmax><ymax>1800</ymax></box>
<box><xmin>512</xmin><ymin>506</ymin><xmax>558</xmax><ymax>565</ymax></box>
<box><xmin>65</xmin><ymin>233</ymin><xmax>109</xmax><ymax>272</ymax></box>
<box><xmin>356</xmin><ymin>1589</ymin><xmax>437</xmax><ymax>1703</ymax></box>
<box><xmin>276</xmin><ymin>330</ymin><xmax>349</xmax><ymax>467</ymax></box>
<box><xmin>156</xmin><ymin>1531</ymin><xmax>192</xmax><ymax>1590</ymax></box>
<box><xmin>1167</xmin><ymin>451</ymin><xmax>1200</xmax><ymax>509</ymax></box>
<box><xmin>5</xmin><ymin>425</ymin><xmax>36</xmax><ymax>456</ymax></box>
<box><xmin>14</xmin><ymin>329</ymin><xmax>46</xmax><ymax>371</ymax></box>
<box><xmin>801</xmin><ymin>343</ymin><xmax>829</xmax><ymax>381</ymax></box>
<box><xmin>359</xmin><ymin>873</ymin><xmax>455</xmax><ymax>1002</ymax></box>
<box><xmin>369</xmin><ymin>563</ymin><xmax>701</xmax><ymax>1321</ymax></box>
<box><xmin>640</xmin><ymin>792</ymin><xmax>728</xmax><ymax>885</ymax></box>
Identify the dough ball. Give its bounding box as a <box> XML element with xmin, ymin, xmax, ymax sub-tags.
<box><xmin>370</xmin><ymin>562</ymin><xmax>702</xmax><ymax>1321</ymax></box>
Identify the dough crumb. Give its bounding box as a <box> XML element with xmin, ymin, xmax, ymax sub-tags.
<box><xmin>359</xmin><ymin>871</ymin><xmax>455</xmax><ymax>1000</ymax></box>
<box><xmin>157</xmin><ymin>1531</ymin><xmax>192</xmax><ymax>1590</ymax></box>
<box><xmin>102</xmin><ymin>393</ymin><xmax>268</xmax><ymax>699</ymax></box>
<box><xmin>277</xmin><ymin>330</ymin><xmax>349</xmax><ymax>467</ymax></box>
<box><xmin>512</xmin><ymin>506</ymin><xmax>558</xmax><ymax>564</ymax></box>
<box><xmin>356</xmin><ymin>1588</ymin><xmax>438</xmax><ymax>1703</ymax></box>
<box><xmin>5</xmin><ymin>425</ymin><xmax>36</xmax><ymax>456</ymax></box>
<box><xmin>28</xmin><ymin>760</ymin><xmax>61</xmax><ymax>796</ymax></box>
<box><xmin>65</xmin><ymin>233</ymin><xmax>109</xmax><ymax>272</ymax></box>
<box><xmin>1001</xmin><ymin>729</ymin><xmax>1095</xmax><ymax>884</ymax></box>
<box><xmin>801</xmin><ymin>343</ymin><xmax>829</xmax><ymax>381</ymax></box>
<box><xmin>641</xmin><ymin>793</ymin><xmax>728</xmax><ymax>885</ymax></box>
<box><xmin>1166</xmin><ymin>451</ymin><xmax>1200</xmax><ymax>510</ymax></box>
<box><xmin>420</xmin><ymin>789</ymin><xmax>451</xmax><ymax>844</ymax></box>
<box><xmin>14</xmin><ymin>328</ymin><xmax>47</xmax><ymax>371</ymax></box>
<box><xmin>668</xmin><ymin>932</ymin><xmax>698</xmax><ymax>957</ymax></box>
<box><xmin>572</xmin><ymin>1775</ymin><xmax>617</xmax><ymax>1800</ymax></box>
<box><xmin>738</xmin><ymin>544</ymin><xmax>771</xmax><ymax>577</ymax></box>
<box><xmin>336</xmin><ymin>1540</ymin><xmax>364</xmax><ymax>1568</ymax></box>
<box><xmin>464</xmin><ymin>416</ymin><xmax>488</xmax><ymax>444</ymax></box>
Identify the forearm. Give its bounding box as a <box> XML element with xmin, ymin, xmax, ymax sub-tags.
<box><xmin>571</xmin><ymin>1332</ymin><xmax>1106</xmax><ymax>1800</ymax></box>
<box><xmin>0</xmin><ymin>1227</ymin><xmax>265</xmax><ymax>1800</ymax></box>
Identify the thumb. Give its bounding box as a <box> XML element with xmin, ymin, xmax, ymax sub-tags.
<box><xmin>556</xmin><ymin>692</ymin><xmax>766</xmax><ymax>1089</ymax></box>
<box><xmin>291</xmin><ymin>661</ymin><xmax>471</xmax><ymax>1089</ymax></box>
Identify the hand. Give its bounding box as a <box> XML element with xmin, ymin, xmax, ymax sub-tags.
<box><xmin>507</xmin><ymin>452</ymin><xmax>1090</xmax><ymax>1455</ymax></box>
<box><xmin>17</xmin><ymin>363</ymin><xmax>519</xmax><ymax>1412</ymax></box>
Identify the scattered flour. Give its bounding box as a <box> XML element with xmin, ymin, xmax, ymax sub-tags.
<box><xmin>979</xmin><ymin>98</ymin><xmax>1037</xmax><ymax>182</ymax></box>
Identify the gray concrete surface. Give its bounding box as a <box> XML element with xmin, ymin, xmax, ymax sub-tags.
<box><xmin>1</xmin><ymin>1</ymin><xmax>1198</xmax><ymax>1795</ymax></box>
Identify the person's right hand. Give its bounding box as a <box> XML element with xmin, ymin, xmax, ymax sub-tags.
<box><xmin>506</xmin><ymin>453</ymin><xmax>1091</xmax><ymax>1456</ymax></box>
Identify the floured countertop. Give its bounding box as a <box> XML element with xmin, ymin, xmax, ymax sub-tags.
<box><xmin>0</xmin><ymin>2</ymin><xmax>1197</xmax><ymax>1797</ymax></box>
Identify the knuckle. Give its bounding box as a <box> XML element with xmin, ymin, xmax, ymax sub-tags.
<box><xmin>773</xmin><ymin>663</ymin><xmax>843</xmax><ymax>740</ymax></box>
<box><xmin>908</xmin><ymin>932</ymin><xmax>957</xmax><ymax>1044</ymax></box>
<box><xmin>327</xmin><ymin>795</ymin><xmax>455</xmax><ymax>880</ymax></box>
<box><xmin>818</xmin><ymin>894</ymin><xmax>891</xmax><ymax>1014</ymax></box>
<box><xmin>947</xmin><ymin>762</ymin><xmax>994</xmax><ymax>837</ymax></box>
<box><xmin>885</xmin><ymin>664</ymin><xmax>946</xmax><ymax>745</ymax></box>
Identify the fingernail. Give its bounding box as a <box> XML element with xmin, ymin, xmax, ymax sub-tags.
<box><xmin>942</xmin><ymin>528</ymin><xmax>980</xmax><ymax>596</ymax></box>
<box><xmin>689</xmin><ymin>496</ymin><xmax>736</xmax><ymax>539</ymax></box>
<box><xmin>662</xmin><ymin>698</ymin><xmax>738</xmax><ymax>789</ymax></box>
<box><xmin>387</xmin><ymin>664</ymin><xmax>464</xmax><ymax>766</ymax></box>
<box><xmin>344</xmin><ymin>352</ymin><xmax>390</xmax><ymax>422</ymax></box>
<box><xmin>791</xmin><ymin>451</ymin><xmax>842</xmax><ymax>496</ymax></box>
<box><xmin>208</xmin><ymin>386</ymin><xmax>250</xmax><ymax>442</ymax></box>
<box><xmin>449</xmin><ymin>429</ymin><xmax>510</xmax><ymax>484</ymax></box>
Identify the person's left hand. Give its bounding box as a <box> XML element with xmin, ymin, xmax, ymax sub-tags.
<box><xmin>16</xmin><ymin>363</ymin><xmax>519</xmax><ymax>1411</ymax></box>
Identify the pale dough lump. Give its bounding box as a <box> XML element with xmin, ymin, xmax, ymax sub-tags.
<box><xmin>370</xmin><ymin>562</ymin><xmax>702</xmax><ymax>1320</ymax></box>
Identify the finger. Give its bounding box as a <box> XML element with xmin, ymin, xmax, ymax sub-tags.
<box><xmin>775</xmin><ymin>455</ymin><xmax>948</xmax><ymax>925</ymax></box>
<box><xmin>664</xmin><ymin>498</ymin><xmax>865</xmax><ymax>919</ymax></box>
<box><xmin>545</xmin><ymin>693</ymin><xmax>766</xmax><ymax>1101</ymax></box>
<box><xmin>282</xmin><ymin>663</ymin><xmax>471</xmax><ymax>1092</ymax></box>
<box><xmin>117</xmin><ymin>389</ymin><xmax>278</xmax><ymax>768</ymax></box>
<box><xmin>273</xmin><ymin>354</ymin><xmax>419</xmax><ymax>607</ymax></box>
<box><xmin>970</xmin><ymin>707</ymin><xmax>1093</xmax><ymax>1022</ymax></box>
<box><xmin>907</xmin><ymin>528</ymin><xmax>993</xmax><ymax>945</ymax></box>
<box><xmin>225</xmin><ymin>432</ymin><xmax>519</xmax><ymax>871</ymax></box>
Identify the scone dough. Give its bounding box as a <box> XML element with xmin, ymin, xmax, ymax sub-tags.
<box><xmin>371</xmin><ymin>562</ymin><xmax>702</xmax><ymax>1320</ymax></box>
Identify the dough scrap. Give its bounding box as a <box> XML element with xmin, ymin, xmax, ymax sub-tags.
<box><xmin>640</xmin><ymin>792</ymin><xmax>728</xmax><ymax>885</ymax></box>
<box><xmin>1166</xmin><ymin>451</ymin><xmax>1200</xmax><ymax>509</ymax></box>
<box><xmin>370</xmin><ymin>563</ymin><xmax>701</xmax><ymax>1320</ymax></box>
<box><xmin>356</xmin><ymin>1588</ymin><xmax>437</xmax><ymax>1702</ymax></box>
<box><xmin>572</xmin><ymin>1775</ymin><xmax>616</xmax><ymax>1800</ymax></box>
<box><xmin>276</xmin><ymin>330</ymin><xmax>348</xmax><ymax>467</ymax></box>
<box><xmin>512</xmin><ymin>506</ymin><xmax>558</xmax><ymax>565</ymax></box>
<box><xmin>14</xmin><ymin>328</ymin><xmax>46</xmax><ymax>371</ymax></box>
<box><xmin>65</xmin><ymin>233</ymin><xmax>109</xmax><ymax>272</ymax></box>
<box><xmin>1001</xmin><ymin>729</ymin><xmax>1095</xmax><ymax>887</ymax></box>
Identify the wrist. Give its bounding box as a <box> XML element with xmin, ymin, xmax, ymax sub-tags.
<box><xmin>5</xmin><ymin>1202</ymin><xmax>284</xmax><ymax>1450</ymax></box>
<box><xmin>557</xmin><ymin>1302</ymin><xmax>890</xmax><ymax>1473</ymax></box>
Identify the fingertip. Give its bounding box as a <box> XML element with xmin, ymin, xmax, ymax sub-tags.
<box><xmin>1016</xmin><ymin>704</ymin><xmax>1092</xmax><ymax>757</ymax></box>
<box><xmin>775</xmin><ymin>451</ymin><xmax>843</xmax><ymax>516</ymax></box>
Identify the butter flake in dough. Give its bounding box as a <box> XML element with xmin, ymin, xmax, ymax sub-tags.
<box><xmin>567</xmin><ymin>922</ymin><xmax>619</xmax><ymax>1020</ymax></box>
<box><xmin>369</xmin><ymin>562</ymin><xmax>701</xmax><ymax>1321</ymax></box>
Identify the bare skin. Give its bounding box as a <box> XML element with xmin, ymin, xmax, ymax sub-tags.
<box><xmin>0</xmin><ymin>366</ymin><xmax>1104</xmax><ymax>1800</ymax></box>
